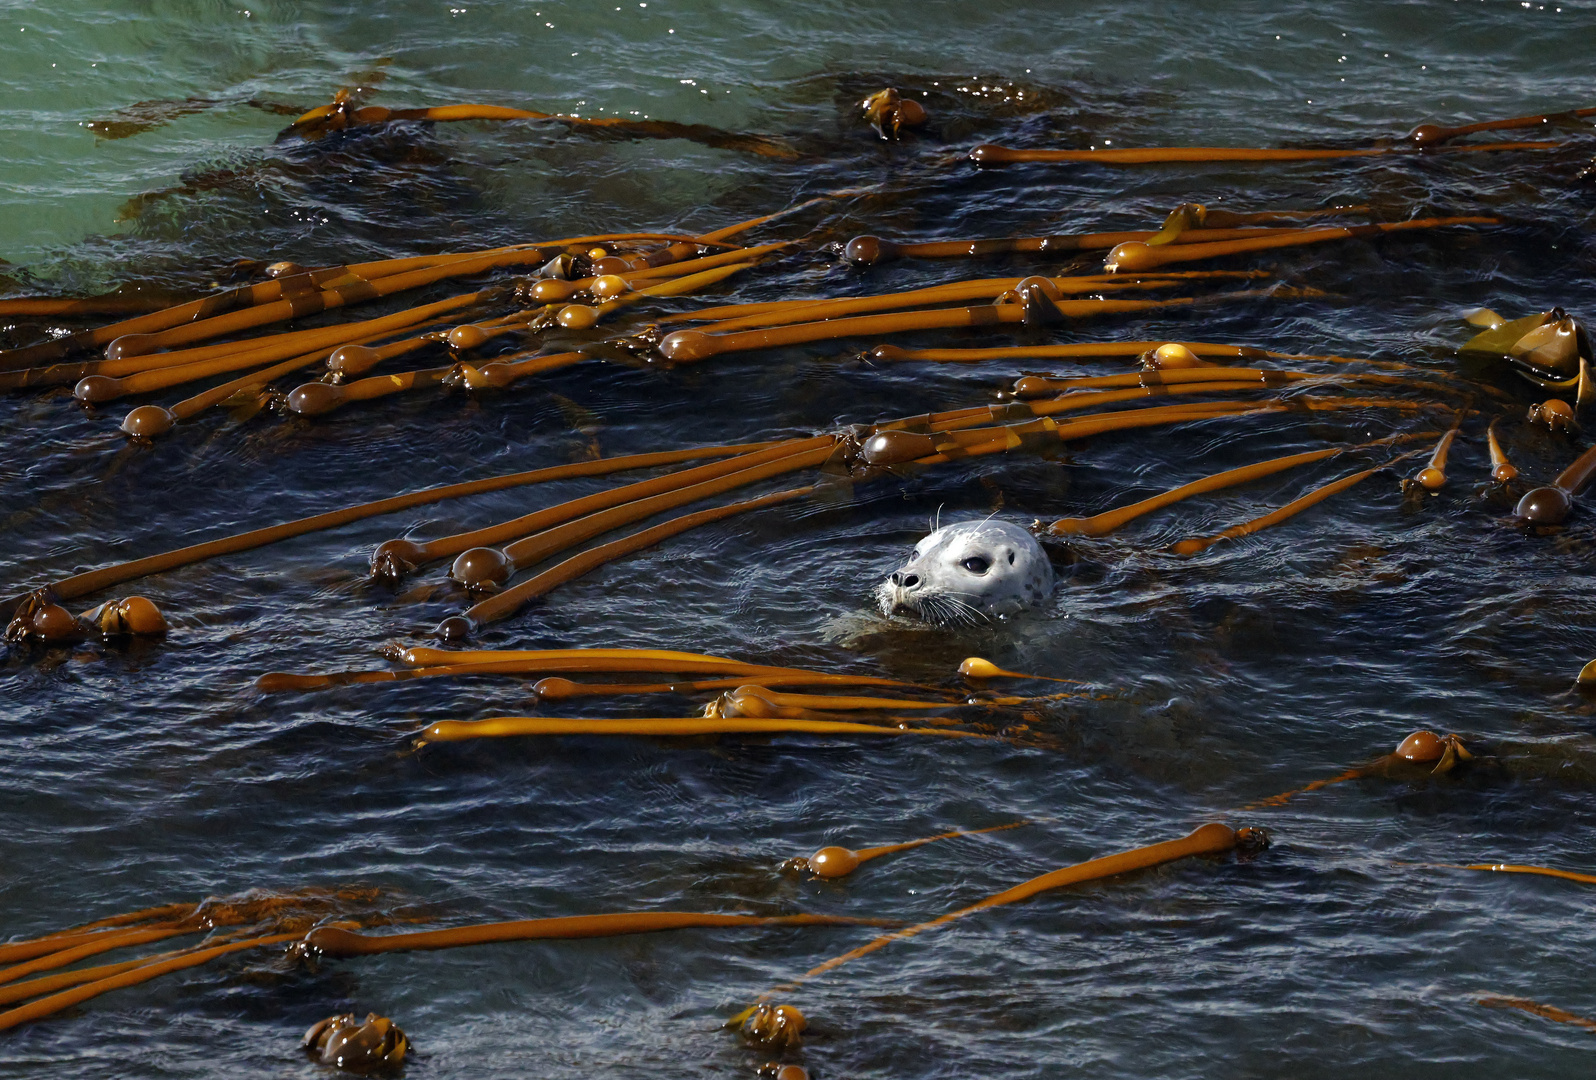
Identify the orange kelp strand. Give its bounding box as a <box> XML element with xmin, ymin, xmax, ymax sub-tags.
<box><xmin>663</xmin><ymin>272</ymin><xmax>1264</xmax><ymax>324</ymax></box>
<box><xmin>256</xmin><ymin>657</ymin><xmax>822</xmax><ymax>694</ymax></box>
<box><xmin>623</xmin><ymin>241</ymin><xmax>791</xmax><ymax>282</ymax></box>
<box><xmin>969</xmin><ymin>141</ymin><xmax>1561</xmax><ymax>164</ymax></box>
<box><xmin>658</xmin><ymin>292</ymin><xmax>1252</xmax><ymax>363</ymax></box>
<box><xmin>871</xmin><ymin>397</ymin><xmax>1282</xmax><ymax>460</ymax></box>
<box><xmin>0</xmin><ymin>294</ymin><xmax>179</xmax><ymax>317</ymax></box>
<box><xmin>555</xmin><ymin>260</ymin><xmax>761</xmax><ymax>329</ymax></box>
<box><xmin>98</xmin><ymin>248</ymin><xmax>559</xmax><ymax>356</ymax></box>
<box><xmin>447</xmin><ymin>442</ymin><xmax>838</xmax><ymax>592</ymax></box>
<box><xmin>1460</xmin><ymin>863</ymin><xmax>1596</xmax><ymax>886</ymax></box>
<box><xmin>1051</xmin><ymin>447</ymin><xmax>1342</xmax><ymax>537</ymax></box>
<box><xmin>0</xmin><ymin>258</ymin><xmax>464</xmax><ymax>371</ymax></box>
<box><xmin>865</xmin><ymin>401</ymin><xmax>1286</xmax><ymax>468</ymax></box>
<box><xmin>443</xmin><ymin>487</ymin><xmax>812</xmax><ymax>633</ymax></box>
<box><xmin>866</xmin><ymin>340</ymin><xmax>1418</xmax><ymax>371</ymax></box>
<box><xmin>1171</xmin><ymin>449</ymin><xmax>1427</xmax><ymax>556</ymax></box>
<box><xmin>957</xmin><ymin>657</ymin><xmax>1084</xmax><ymax>685</ymax></box>
<box><xmin>1242</xmin><ymin>764</ymin><xmax>1371</xmax><ymax>810</ymax></box>
<box><xmin>682</xmin><ymin>275</ymin><xmax>1203</xmax><ymax>334</ymax></box>
<box><xmin>873</xmin><ymin>340</ymin><xmax>1274</xmax><ymax>364</ymax></box>
<box><xmin>843</xmin><ymin>227</ymin><xmax>1332</xmax><ymax>264</ymax></box>
<box><xmin>729</xmin><ymin>686</ymin><xmax>952</xmax><ymax>712</ymax></box>
<box><xmin>25</xmin><ymin>901</ymin><xmax>193</xmax><ymax>941</ymax></box>
<box><xmin>398</xmin><ymin>645</ymin><xmax>763</xmax><ymax>669</ymax></box>
<box><xmin>532</xmin><ymin>673</ymin><xmax>928</xmax><ymax>699</ymax></box>
<box><xmin>1409</xmin><ymin>422</ymin><xmax>1459</xmax><ymax>491</ymax></box>
<box><xmin>1104</xmin><ymin>217</ymin><xmax>1498</xmax><ymax>273</ymax></box>
<box><xmin>414</xmin><ymin>716</ymin><xmax>981</xmax><ymax>745</ymax></box>
<box><xmin>1012</xmin><ymin>367</ymin><xmax>1299</xmax><ymax>397</ymax></box>
<box><xmin>1487</xmin><ymin>420</ymin><xmax>1518</xmax><ymax>482</ymax></box>
<box><xmin>760</xmin><ymin>823</ymin><xmax>1254</xmax><ymax>996</ymax></box>
<box><xmin>285</xmin><ymin>360</ymin><xmax>461</xmax><ymax>415</ymax></box>
<box><xmin>1478</xmin><ymin>994</ymin><xmax>1596</xmax><ymax>1033</ymax></box>
<box><xmin>27</xmin><ymin>288</ymin><xmax>490</xmax><ymax>394</ymax></box>
<box><xmin>801</xmin><ymin>821</ymin><xmax>1031</xmax><ymax>879</ymax></box>
<box><xmin>375</xmin><ymin>436</ymin><xmax>829</xmax><ymax>578</ymax></box>
<box><xmin>1013</xmin><ymin>381</ymin><xmax>1291</xmax><ymax>417</ymax></box>
<box><xmin>119</xmin><ymin>329</ymin><xmax>404</xmax><ymax>438</ymax></box>
<box><xmin>302</xmin><ymin>912</ymin><xmax>896</xmax><ymax>958</ymax></box>
<box><xmin>0</xmin><ymin>926</ymin><xmax>195</xmax><ymax>986</ymax></box>
<box><xmin>0</xmin><ymin>937</ymin><xmax>246</xmax><ymax>1009</ymax></box>
<box><xmin>0</xmin><ymin>224</ymin><xmax>752</xmax><ymax>371</ymax></box>
<box><xmin>446</xmin><ymin>349</ymin><xmax>585</xmax><ymax>392</ymax></box>
<box><xmin>1245</xmin><ymin>728</ymin><xmax>1471</xmax><ymax>809</ymax></box>
<box><xmin>2</xmin><ymin>443</ymin><xmax>772</xmax><ymax>612</ymax></box>
<box><xmin>126</xmin><ymin>322</ymin><xmax>467</xmax><ymax>436</ymax></box>
<box><xmin>259</xmin><ymin>650</ymin><xmax>905</xmax><ymax>694</ymax></box>
<box><xmin>1408</xmin><ymin>104</ymin><xmax>1596</xmax><ymax>146</ymax></box>
<box><xmin>692</xmin><ymin>196</ymin><xmax>832</xmax><ymax>244</ymax></box>
<box><xmin>0</xmin><ymin>926</ymin><xmax>179</xmax><ymax>967</ymax></box>
<box><xmin>329</xmin><ymin>314</ymin><xmax>521</xmax><ymax>375</ymax></box>
<box><xmin>0</xmin><ymin>931</ymin><xmax>301</xmax><ymax>1032</ymax></box>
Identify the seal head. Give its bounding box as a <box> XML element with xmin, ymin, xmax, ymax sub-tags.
<box><xmin>877</xmin><ymin>519</ymin><xmax>1053</xmax><ymax>625</ymax></box>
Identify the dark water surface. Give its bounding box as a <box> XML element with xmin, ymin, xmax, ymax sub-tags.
<box><xmin>4</xmin><ymin>2</ymin><xmax>1596</xmax><ymax>1077</ymax></box>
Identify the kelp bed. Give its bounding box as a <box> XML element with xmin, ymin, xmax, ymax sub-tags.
<box><xmin>5</xmin><ymin>76</ymin><xmax>1596</xmax><ymax>1076</ymax></box>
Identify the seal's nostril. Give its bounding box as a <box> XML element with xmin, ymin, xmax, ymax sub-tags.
<box><xmin>890</xmin><ymin>572</ymin><xmax>903</xmax><ymax>586</ymax></box>
<box><xmin>901</xmin><ymin>573</ymin><xmax>920</xmax><ymax>589</ymax></box>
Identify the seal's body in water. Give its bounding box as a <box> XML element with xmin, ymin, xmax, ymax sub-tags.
<box><xmin>877</xmin><ymin>520</ymin><xmax>1053</xmax><ymax>624</ymax></box>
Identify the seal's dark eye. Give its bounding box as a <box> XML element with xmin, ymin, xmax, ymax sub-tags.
<box><xmin>961</xmin><ymin>556</ymin><xmax>990</xmax><ymax>574</ymax></box>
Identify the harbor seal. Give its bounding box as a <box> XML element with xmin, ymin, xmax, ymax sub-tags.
<box><xmin>877</xmin><ymin>519</ymin><xmax>1053</xmax><ymax>625</ymax></box>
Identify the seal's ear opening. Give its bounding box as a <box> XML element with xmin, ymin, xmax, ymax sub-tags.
<box><xmin>1008</xmin><ymin>551</ymin><xmax>1016</xmax><ymax>564</ymax></box>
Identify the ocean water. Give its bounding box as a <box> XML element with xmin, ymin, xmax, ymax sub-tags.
<box><xmin>3</xmin><ymin>2</ymin><xmax>1596</xmax><ymax>1077</ymax></box>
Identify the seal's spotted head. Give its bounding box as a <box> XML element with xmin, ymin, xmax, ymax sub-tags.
<box><xmin>877</xmin><ymin>519</ymin><xmax>1053</xmax><ymax>625</ymax></box>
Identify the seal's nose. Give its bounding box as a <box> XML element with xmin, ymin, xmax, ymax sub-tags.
<box><xmin>891</xmin><ymin>571</ymin><xmax>920</xmax><ymax>589</ymax></box>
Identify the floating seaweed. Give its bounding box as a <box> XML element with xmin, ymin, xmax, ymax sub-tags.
<box><xmin>7</xmin><ymin>77</ymin><xmax>1596</xmax><ymax>1076</ymax></box>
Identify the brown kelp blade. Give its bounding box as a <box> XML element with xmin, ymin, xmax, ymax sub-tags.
<box><xmin>1457</xmin><ymin>862</ymin><xmax>1596</xmax><ymax>886</ymax></box>
<box><xmin>530</xmin><ymin>673</ymin><xmax>931</xmax><ymax>699</ymax></box>
<box><xmin>1478</xmin><ymin>994</ymin><xmax>1596</xmax><ymax>1033</ymax></box>
<box><xmin>1172</xmin><ymin>447</ymin><xmax>1429</xmax><ymax>556</ymax></box>
<box><xmin>746</xmin><ymin>823</ymin><xmax>1260</xmax><ymax>1004</ymax></box>
<box><xmin>0</xmin><ymin>934</ymin><xmax>253</xmax><ymax>1009</ymax></box>
<box><xmin>371</xmin><ymin>436</ymin><xmax>830</xmax><ymax>579</ymax></box>
<box><xmin>1409</xmin><ymin>104</ymin><xmax>1596</xmax><ymax>146</ymax></box>
<box><xmin>0</xmin><ymin>932</ymin><xmax>302</xmax><ymax>1032</ymax></box>
<box><xmin>0</xmin><ymin>442</ymin><xmax>776</xmax><ymax>621</ymax></box>
<box><xmin>300</xmin><ymin>911</ymin><xmax>896</xmax><ymax>958</ymax></box>
<box><xmin>447</xmin><ymin>486</ymin><xmax>813</xmax><ymax>633</ymax></box>
<box><xmin>678</xmin><ymin>274</ymin><xmax>1227</xmax><ymax>333</ymax></box>
<box><xmin>0</xmin><ymin>925</ymin><xmax>215</xmax><ymax>987</ymax></box>
<box><xmin>258</xmin><ymin>647</ymin><xmax>914</xmax><ymax>694</ymax></box>
<box><xmin>414</xmin><ymin>716</ymin><xmax>983</xmax><ymax>745</ymax></box>
<box><xmin>657</xmin><ymin>290</ymin><xmax>1293</xmax><ymax>364</ymax></box>
<box><xmin>841</xmin><ymin>224</ymin><xmax>1348</xmax><ymax>264</ymax></box>
<box><xmin>1050</xmin><ymin>445</ymin><xmax>1345</xmax><ymax>538</ymax></box>
<box><xmin>795</xmin><ymin>820</ymin><xmax>1033</xmax><ymax>878</ymax></box>
<box><xmin>1103</xmin><ymin>217</ymin><xmax>1498</xmax><ymax>273</ymax></box>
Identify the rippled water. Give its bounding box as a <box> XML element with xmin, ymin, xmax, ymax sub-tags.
<box><xmin>4</xmin><ymin>2</ymin><xmax>1596</xmax><ymax>1077</ymax></box>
